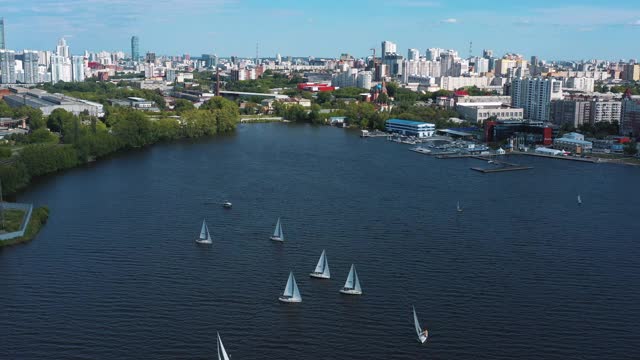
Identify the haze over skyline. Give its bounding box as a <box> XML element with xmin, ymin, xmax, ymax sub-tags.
<box><xmin>2</xmin><ymin>0</ymin><xmax>640</xmax><ymax>60</ymax></box>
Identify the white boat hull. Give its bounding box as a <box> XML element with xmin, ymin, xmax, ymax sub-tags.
<box><xmin>339</xmin><ymin>287</ymin><xmax>362</xmax><ymax>295</ymax></box>
<box><xmin>418</xmin><ymin>333</ymin><xmax>428</xmax><ymax>343</ymax></box>
<box><xmin>270</xmin><ymin>236</ymin><xmax>283</xmax><ymax>242</ymax></box>
<box><xmin>309</xmin><ymin>272</ymin><xmax>330</xmax><ymax>279</ymax></box>
<box><xmin>278</xmin><ymin>296</ymin><xmax>301</xmax><ymax>303</ymax></box>
<box><xmin>195</xmin><ymin>239</ymin><xmax>212</xmax><ymax>244</ymax></box>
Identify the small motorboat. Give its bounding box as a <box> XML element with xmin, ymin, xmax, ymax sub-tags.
<box><xmin>222</xmin><ymin>201</ymin><xmax>232</xmax><ymax>209</ymax></box>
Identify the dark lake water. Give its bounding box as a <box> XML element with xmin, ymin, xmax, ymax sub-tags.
<box><xmin>2</xmin><ymin>123</ymin><xmax>640</xmax><ymax>359</ymax></box>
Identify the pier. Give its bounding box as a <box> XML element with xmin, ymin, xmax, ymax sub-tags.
<box><xmin>433</xmin><ymin>153</ymin><xmax>533</xmax><ymax>173</ymax></box>
<box><xmin>511</xmin><ymin>151</ymin><xmax>600</xmax><ymax>163</ymax></box>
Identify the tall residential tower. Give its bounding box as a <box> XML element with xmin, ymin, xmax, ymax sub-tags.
<box><xmin>0</xmin><ymin>18</ymin><xmax>5</xmax><ymax>49</ymax></box>
<box><xmin>131</xmin><ymin>36</ymin><xmax>139</xmax><ymax>61</ymax></box>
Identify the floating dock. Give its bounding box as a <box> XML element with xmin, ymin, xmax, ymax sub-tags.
<box><xmin>471</xmin><ymin>166</ymin><xmax>533</xmax><ymax>173</ymax></box>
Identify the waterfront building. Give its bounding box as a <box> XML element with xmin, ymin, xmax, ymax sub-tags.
<box><xmin>511</xmin><ymin>77</ymin><xmax>562</xmax><ymax>122</ymax></box>
<box><xmin>0</xmin><ymin>49</ymin><xmax>16</xmax><ymax>84</ymax></box>
<box><xmin>457</xmin><ymin>102</ymin><xmax>524</xmax><ymax>123</ymax></box>
<box><xmin>553</xmin><ymin>132</ymin><xmax>593</xmax><ymax>153</ymax></box>
<box><xmin>621</xmin><ymin>91</ymin><xmax>640</xmax><ymax>136</ymax></box>
<box><xmin>131</xmin><ymin>36</ymin><xmax>139</xmax><ymax>61</ymax></box>
<box><xmin>551</xmin><ymin>98</ymin><xmax>621</xmax><ymax>127</ymax></box>
<box><xmin>484</xmin><ymin>119</ymin><xmax>554</xmax><ymax>145</ymax></box>
<box><xmin>386</xmin><ymin>119</ymin><xmax>435</xmax><ymax>138</ymax></box>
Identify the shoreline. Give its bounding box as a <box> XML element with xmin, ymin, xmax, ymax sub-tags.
<box><xmin>0</xmin><ymin>206</ymin><xmax>49</xmax><ymax>248</ymax></box>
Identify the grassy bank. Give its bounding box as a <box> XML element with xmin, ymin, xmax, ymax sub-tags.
<box><xmin>0</xmin><ymin>206</ymin><xmax>49</xmax><ymax>248</ymax></box>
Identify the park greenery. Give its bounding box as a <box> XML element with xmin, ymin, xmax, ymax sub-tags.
<box><xmin>594</xmin><ymin>81</ymin><xmax>640</xmax><ymax>95</ymax></box>
<box><xmin>224</xmin><ymin>70</ymin><xmax>305</xmax><ymax>94</ymax></box>
<box><xmin>0</xmin><ymin>206</ymin><xmax>49</xmax><ymax>248</ymax></box>
<box><xmin>0</xmin><ymin>96</ymin><xmax>239</xmax><ymax>196</ymax></box>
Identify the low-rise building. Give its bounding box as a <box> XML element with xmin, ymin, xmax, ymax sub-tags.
<box><xmin>386</xmin><ymin>118</ymin><xmax>435</xmax><ymax>138</ymax></box>
<box><xmin>109</xmin><ymin>97</ymin><xmax>159</xmax><ymax>111</ymax></box>
<box><xmin>3</xmin><ymin>87</ymin><xmax>104</xmax><ymax>117</ymax></box>
<box><xmin>456</xmin><ymin>102</ymin><xmax>523</xmax><ymax>123</ymax></box>
<box><xmin>553</xmin><ymin>132</ymin><xmax>593</xmax><ymax>153</ymax></box>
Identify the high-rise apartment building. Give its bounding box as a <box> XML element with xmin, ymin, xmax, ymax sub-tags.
<box><xmin>0</xmin><ymin>18</ymin><xmax>5</xmax><ymax>50</ymax></box>
<box><xmin>131</xmin><ymin>36</ymin><xmax>139</xmax><ymax>61</ymax></box>
<box><xmin>407</xmin><ymin>48</ymin><xmax>419</xmax><ymax>61</ymax></box>
<box><xmin>51</xmin><ymin>54</ymin><xmax>72</xmax><ymax>83</ymax></box>
<box><xmin>426</xmin><ymin>48</ymin><xmax>443</xmax><ymax>61</ymax></box>
<box><xmin>0</xmin><ymin>49</ymin><xmax>16</xmax><ymax>83</ymax></box>
<box><xmin>482</xmin><ymin>49</ymin><xmax>493</xmax><ymax>59</ymax></box>
<box><xmin>381</xmin><ymin>41</ymin><xmax>397</xmax><ymax>57</ymax></box>
<box><xmin>623</xmin><ymin>64</ymin><xmax>640</xmax><ymax>81</ymax></box>
<box><xmin>23</xmin><ymin>50</ymin><xmax>39</xmax><ymax>84</ymax></box>
<box><xmin>512</xmin><ymin>77</ymin><xmax>563</xmax><ymax>122</ymax></box>
<box><xmin>72</xmin><ymin>55</ymin><xmax>85</xmax><ymax>82</ymax></box>
<box><xmin>439</xmin><ymin>52</ymin><xmax>455</xmax><ymax>77</ymax></box>
<box><xmin>56</xmin><ymin>38</ymin><xmax>70</xmax><ymax>58</ymax></box>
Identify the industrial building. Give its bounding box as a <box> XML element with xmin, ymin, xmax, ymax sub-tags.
<box><xmin>3</xmin><ymin>87</ymin><xmax>104</xmax><ymax>117</ymax></box>
<box><xmin>386</xmin><ymin>119</ymin><xmax>435</xmax><ymax>138</ymax></box>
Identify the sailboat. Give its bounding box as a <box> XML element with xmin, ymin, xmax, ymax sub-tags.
<box><xmin>217</xmin><ymin>332</ymin><xmax>230</xmax><ymax>360</ymax></box>
<box><xmin>270</xmin><ymin>217</ymin><xmax>284</xmax><ymax>242</ymax></box>
<box><xmin>577</xmin><ymin>194</ymin><xmax>582</xmax><ymax>205</ymax></box>
<box><xmin>413</xmin><ymin>306</ymin><xmax>429</xmax><ymax>343</ymax></box>
<box><xmin>310</xmin><ymin>249</ymin><xmax>331</xmax><ymax>279</ymax></box>
<box><xmin>279</xmin><ymin>271</ymin><xmax>302</xmax><ymax>303</ymax></box>
<box><xmin>195</xmin><ymin>219</ymin><xmax>212</xmax><ymax>244</ymax></box>
<box><xmin>339</xmin><ymin>264</ymin><xmax>362</xmax><ymax>295</ymax></box>
<box><xmin>456</xmin><ymin>201</ymin><xmax>463</xmax><ymax>212</ymax></box>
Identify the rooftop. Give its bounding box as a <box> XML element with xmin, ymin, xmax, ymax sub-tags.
<box><xmin>387</xmin><ymin>118</ymin><xmax>435</xmax><ymax>127</ymax></box>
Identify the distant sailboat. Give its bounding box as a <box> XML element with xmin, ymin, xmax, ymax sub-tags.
<box><xmin>413</xmin><ymin>306</ymin><xmax>429</xmax><ymax>343</ymax></box>
<box><xmin>577</xmin><ymin>194</ymin><xmax>582</xmax><ymax>205</ymax></box>
<box><xmin>340</xmin><ymin>264</ymin><xmax>362</xmax><ymax>295</ymax></box>
<box><xmin>457</xmin><ymin>201</ymin><xmax>463</xmax><ymax>212</ymax></box>
<box><xmin>270</xmin><ymin>217</ymin><xmax>284</xmax><ymax>242</ymax></box>
<box><xmin>217</xmin><ymin>332</ymin><xmax>230</xmax><ymax>360</ymax></box>
<box><xmin>279</xmin><ymin>271</ymin><xmax>302</xmax><ymax>303</ymax></box>
<box><xmin>310</xmin><ymin>249</ymin><xmax>331</xmax><ymax>279</ymax></box>
<box><xmin>195</xmin><ymin>219</ymin><xmax>212</xmax><ymax>244</ymax></box>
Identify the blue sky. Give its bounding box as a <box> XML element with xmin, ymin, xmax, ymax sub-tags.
<box><xmin>2</xmin><ymin>0</ymin><xmax>640</xmax><ymax>60</ymax></box>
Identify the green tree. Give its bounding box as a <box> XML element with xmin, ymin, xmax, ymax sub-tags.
<box><xmin>0</xmin><ymin>147</ymin><xmax>12</xmax><ymax>158</ymax></box>
<box><xmin>28</xmin><ymin>128</ymin><xmax>59</xmax><ymax>144</ymax></box>
<box><xmin>0</xmin><ymin>162</ymin><xmax>30</xmax><ymax>195</ymax></box>
<box><xmin>624</xmin><ymin>141</ymin><xmax>638</xmax><ymax>156</ymax></box>
<box><xmin>19</xmin><ymin>144</ymin><xmax>79</xmax><ymax>177</ymax></box>
<box><xmin>47</xmin><ymin>108</ymin><xmax>75</xmax><ymax>133</ymax></box>
<box><xmin>316</xmin><ymin>91</ymin><xmax>332</xmax><ymax>105</ymax></box>
<box><xmin>111</xmin><ymin>110</ymin><xmax>154</xmax><ymax>148</ymax></box>
<box><xmin>174</xmin><ymin>99</ymin><xmax>195</xmax><ymax>114</ymax></box>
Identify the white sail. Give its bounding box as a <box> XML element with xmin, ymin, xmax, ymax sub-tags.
<box><xmin>272</xmin><ymin>217</ymin><xmax>284</xmax><ymax>240</ymax></box>
<box><xmin>200</xmin><ymin>219</ymin><xmax>208</xmax><ymax>240</ymax></box>
<box><xmin>577</xmin><ymin>195</ymin><xmax>582</xmax><ymax>204</ymax></box>
<box><xmin>353</xmin><ymin>267</ymin><xmax>361</xmax><ymax>293</ymax></box>
<box><xmin>283</xmin><ymin>271</ymin><xmax>294</xmax><ymax>297</ymax></box>
<box><xmin>291</xmin><ymin>275</ymin><xmax>301</xmax><ymax>301</ymax></box>
<box><xmin>322</xmin><ymin>253</ymin><xmax>330</xmax><ymax>278</ymax></box>
<box><xmin>217</xmin><ymin>332</ymin><xmax>230</xmax><ymax>360</ymax></box>
<box><xmin>457</xmin><ymin>201</ymin><xmax>461</xmax><ymax>211</ymax></box>
<box><xmin>344</xmin><ymin>264</ymin><xmax>355</xmax><ymax>289</ymax></box>
<box><xmin>314</xmin><ymin>250</ymin><xmax>326</xmax><ymax>273</ymax></box>
<box><xmin>413</xmin><ymin>306</ymin><xmax>422</xmax><ymax>336</ymax></box>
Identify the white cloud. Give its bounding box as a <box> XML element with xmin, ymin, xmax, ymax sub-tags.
<box><xmin>631</xmin><ymin>19</ymin><xmax>640</xmax><ymax>26</ymax></box>
<box><xmin>441</xmin><ymin>18</ymin><xmax>458</xmax><ymax>24</ymax></box>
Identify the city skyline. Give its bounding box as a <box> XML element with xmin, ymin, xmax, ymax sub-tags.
<box><xmin>1</xmin><ymin>0</ymin><xmax>640</xmax><ymax>60</ymax></box>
